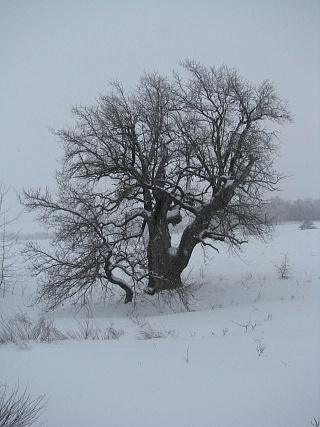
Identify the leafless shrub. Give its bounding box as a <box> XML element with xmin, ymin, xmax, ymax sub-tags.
<box><xmin>232</xmin><ymin>319</ymin><xmax>251</xmax><ymax>333</ymax></box>
<box><xmin>129</xmin><ymin>315</ymin><xmax>149</xmax><ymax>328</ymax></box>
<box><xmin>254</xmin><ymin>337</ymin><xmax>267</xmax><ymax>356</ymax></box>
<box><xmin>0</xmin><ymin>383</ymin><xmax>47</xmax><ymax>427</ymax></box>
<box><xmin>256</xmin><ymin>342</ymin><xmax>267</xmax><ymax>356</ymax></box>
<box><xmin>184</xmin><ymin>344</ymin><xmax>190</xmax><ymax>363</ymax></box>
<box><xmin>239</xmin><ymin>272</ymin><xmax>254</xmax><ymax>290</ymax></box>
<box><xmin>311</xmin><ymin>417</ymin><xmax>320</xmax><ymax>427</ymax></box>
<box><xmin>273</xmin><ymin>253</ymin><xmax>293</xmax><ymax>279</ymax></box>
<box><xmin>137</xmin><ymin>322</ymin><xmax>177</xmax><ymax>340</ymax></box>
<box><xmin>105</xmin><ymin>323</ymin><xmax>125</xmax><ymax>340</ymax></box>
<box><xmin>60</xmin><ymin>318</ymin><xmax>124</xmax><ymax>340</ymax></box>
<box><xmin>0</xmin><ymin>312</ymin><xmax>65</xmax><ymax>344</ymax></box>
<box><xmin>300</xmin><ymin>221</ymin><xmax>317</xmax><ymax>230</ymax></box>
<box><xmin>210</xmin><ymin>303</ymin><xmax>223</xmax><ymax>309</ymax></box>
<box><xmin>0</xmin><ymin>312</ymin><xmax>123</xmax><ymax>345</ymax></box>
<box><xmin>232</xmin><ymin>319</ymin><xmax>261</xmax><ymax>333</ymax></box>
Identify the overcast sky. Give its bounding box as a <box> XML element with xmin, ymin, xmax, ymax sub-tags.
<box><xmin>1</xmin><ymin>0</ymin><xmax>320</xmax><ymax>218</ymax></box>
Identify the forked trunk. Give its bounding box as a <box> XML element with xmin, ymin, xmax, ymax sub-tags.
<box><xmin>146</xmin><ymin>226</ymin><xmax>193</xmax><ymax>294</ymax></box>
<box><xmin>146</xmin><ymin>194</ymin><xmax>198</xmax><ymax>294</ymax></box>
<box><xmin>146</xmin><ymin>203</ymin><xmax>184</xmax><ymax>293</ymax></box>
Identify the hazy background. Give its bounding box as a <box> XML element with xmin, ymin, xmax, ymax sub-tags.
<box><xmin>1</xmin><ymin>0</ymin><xmax>319</xmax><ymax>226</ymax></box>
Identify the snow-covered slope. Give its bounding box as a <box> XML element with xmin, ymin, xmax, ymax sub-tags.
<box><xmin>0</xmin><ymin>222</ymin><xmax>319</xmax><ymax>426</ymax></box>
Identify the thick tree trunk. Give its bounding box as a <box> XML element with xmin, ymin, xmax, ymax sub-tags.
<box><xmin>147</xmin><ymin>204</ymin><xmax>222</xmax><ymax>295</ymax></box>
<box><xmin>146</xmin><ymin>193</ymin><xmax>223</xmax><ymax>295</ymax></box>
<box><xmin>146</xmin><ymin>227</ymin><xmax>196</xmax><ymax>294</ymax></box>
<box><xmin>147</xmin><ymin>246</ymin><xmax>184</xmax><ymax>294</ymax></box>
<box><xmin>146</xmin><ymin>197</ymin><xmax>185</xmax><ymax>294</ymax></box>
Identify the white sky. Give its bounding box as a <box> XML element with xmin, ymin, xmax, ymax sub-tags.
<box><xmin>1</xmin><ymin>0</ymin><xmax>320</xmax><ymax>212</ymax></box>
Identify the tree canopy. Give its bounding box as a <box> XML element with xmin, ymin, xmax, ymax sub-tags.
<box><xmin>21</xmin><ymin>60</ymin><xmax>292</xmax><ymax>309</ymax></box>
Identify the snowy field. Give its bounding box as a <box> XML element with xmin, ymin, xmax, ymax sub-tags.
<box><xmin>0</xmin><ymin>222</ymin><xmax>319</xmax><ymax>426</ymax></box>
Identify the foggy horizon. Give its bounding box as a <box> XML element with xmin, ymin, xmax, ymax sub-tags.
<box><xmin>1</xmin><ymin>0</ymin><xmax>319</xmax><ymax>222</ymax></box>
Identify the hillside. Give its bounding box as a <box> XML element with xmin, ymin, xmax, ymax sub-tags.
<box><xmin>0</xmin><ymin>222</ymin><xmax>319</xmax><ymax>426</ymax></box>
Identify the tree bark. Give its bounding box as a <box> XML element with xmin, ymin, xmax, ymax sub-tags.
<box><xmin>147</xmin><ymin>245</ymin><xmax>184</xmax><ymax>293</ymax></box>
<box><xmin>146</xmin><ymin>196</ymin><xmax>185</xmax><ymax>293</ymax></box>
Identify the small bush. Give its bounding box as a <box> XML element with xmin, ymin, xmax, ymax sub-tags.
<box><xmin>256</xmin><ymin>342</ymin><xmax>267</xmax><ymax>356</ymax></box>
<box><xmin>130</xmin><ymin>315</ymin><xmax>149</xmax><ymax>328</ymax></box>
<box><xmin>137</xmin><ymin>322</ymin><xmax>177</xmax><ymax>340</ymax></box>
<box><xmin>0</xmin><ymin>383</ymin><xmax>47</xmax><ymax>427</ymax></box>
<box><xmin>300</xmin><ymin>221</ymin><xmax>317</xmax><ymax>230</ymax></box>
<box><xmin>273</xmin><ymin>253</ymin><xmax>293</xmax><ymax>279</ymax></box>
<box><xmin>0</xmin><ymin>312</ymin><xmax>65</xmax><ymax>344</ymax></box>
<box><xmin>0</xmin><ymin>312</ymin><xmax>124</xmax><ymax>345</ymax></box>
<box><xmin>65</xmin><ymin>318</ymin><xmax>124</xmax><ymax>340</ymax></box>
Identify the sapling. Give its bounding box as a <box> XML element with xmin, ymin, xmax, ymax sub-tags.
<box><xmin>273</xmin><ymin>253</ymin><xmax>293</xmax><ymax>279</ymax></box>
<box><xmin>256</xmin><ymin>342</ymin><xmax>267</xmax><ymax>356</ymax></box>
<box><xmin>184</xmin><ymin>345</ymin><xmax>190</xmax><ymax>363</ymax></box>
<box><xmin>232</xmin><ymin>319</ymin><xmax>252</xmax><ymax>332</ymax></box>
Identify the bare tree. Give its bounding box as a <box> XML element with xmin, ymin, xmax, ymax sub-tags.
<box><xmin>21</xmin><ymin>61</ymin><xmax>292</xmax><ymax>308</ymax></box>
<box><xmin>0</xmin><ymin>181</ymin><xmax>20</xmax><ymax>297</ymax></box>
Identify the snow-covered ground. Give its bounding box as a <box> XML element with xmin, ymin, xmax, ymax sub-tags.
<box><xmin>1</xmin><ymin>222</ymin><xmax>319</xmax><ymax>426</ymax></box>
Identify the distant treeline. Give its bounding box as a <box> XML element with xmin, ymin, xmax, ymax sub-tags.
<box><xmin>0</xmin><ymin>231</ymin><xmax>49</xmax><ymax>241</ymax></box>
<box><xmin>266</xmin><ymin>197</ymin><xmax>320</xmax><ymax>223</ymax></box>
